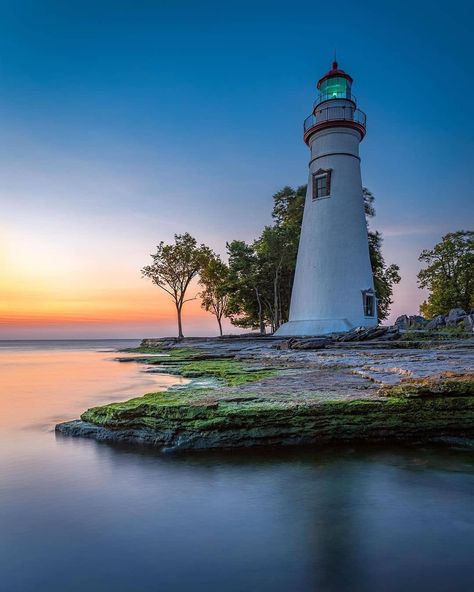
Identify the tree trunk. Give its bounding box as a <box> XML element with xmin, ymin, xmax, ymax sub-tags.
<box><xmin>217</xmin><ymin>316</ymin><xmax>223</xmax><ymax>337</ymax></box>
<box><xmin>255</xmin><ymin>288</ymin><xmax>265</xmax><ymax>335</ymax></box>
<box><xmin>176</xmin><ymin>305</ymin><xmax>184</xmax><ymax>339</ymax></box>
<box><xmin>273</xmin><ymin>271</ymin><xmax>279</xmax><ymax>331</ymax></box>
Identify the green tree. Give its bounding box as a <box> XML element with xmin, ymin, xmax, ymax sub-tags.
<box><xmin>271</xmin><ymin>185</ymin><xmax>400</xmax><ymax>322</ymax></box>
<box><xmin>225</xmin><ymin>240</ymin><xmax>266</xmax><ymax>334</ymax></box>
<box><xmin>418</xmin><ymin>230</ymin><xmax>474</xmax><ymax>318</ymax></box>
<box><xmin>225</xmin><ymin>190</ymin><xmax>304</xmax><ymax>334</ymax></box>
<box><xmin>142</xmin><ymin>233</ymin><xmax>210</xmax><ymax>339</ymax></box>
<box><xmin>271</xmin><ymin>185</ymin><xmax>306</xmax><ymax>228</ymax></box>
<box><xmin>226</xmin><ymin>185</ymin><xmax>399</xmax><ymax>332</ymax></box>
<box><xmin>267</xmin><ymin>185</ymin><xmax>307</xmax><ymax>329</ymax></box>
<box><xmin>199</xmin><ymin>252</ymin><xmax>231</xmax><ymax>336</ymax></box>
<box><xmin>253</xmin><ymin>224</ymin><xmax>299</xmax><ymax>332</ymax></box>
<box><xmin>368</xmin><ymin>230</ymin><xmax>401</xmax><ymax>320</ymax></box>
<box><xmin>363</xmin><ymin>188</ymin><xmax>401</xmax><ymax>320</ymax></box>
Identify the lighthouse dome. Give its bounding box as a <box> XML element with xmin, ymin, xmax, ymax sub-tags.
<box><xmin>317</xmin><ymin>61</ymin><xmax>353</xmax><ymax>102</ymax></box>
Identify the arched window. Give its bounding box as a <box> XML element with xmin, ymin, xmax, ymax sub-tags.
<box><xmin>312</xmin><ymin>168</ymin><xmax>332</xmax><ymax>199</ymax></box>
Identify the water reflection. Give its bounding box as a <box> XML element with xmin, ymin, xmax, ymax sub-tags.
<box><xmin>0</xmin><ymin>342</ymin><xmax>184</xmax><ymax>432</ymax></box>
<box><xmin>1</xmin><ymin>342</ymin><xmax>474</xmax><ymax>592</ymax></box>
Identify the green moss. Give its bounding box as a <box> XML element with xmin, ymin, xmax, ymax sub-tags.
<box><xmin>403</xmin><ymin>327</ymin><xmax>472</xmax><ymax>341</ymax></box>
<box><xmin>380</xmin><ymin>373</ymin><xmax>474</xmax><ymax>398</ymax></box>
<box><xmin>176</xmin><ymin>360</ymin><xmax>274</xmax><ymax>386</ymax></box>
<box><xmin>74</xmin><ymin>346</ymin><xmax>474</xmax><ymax>449</ymax></box>
<box><xmin>81</xmin><ymin>387</ymin><xmax>474</xmax><ymax>448</ymax></box>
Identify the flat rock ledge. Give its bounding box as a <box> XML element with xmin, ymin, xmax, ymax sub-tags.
<box><xmin>56</xmin><ymin>388</ymin><xmax>474</xmax><ymax>452</ymax></box>
<box><xmin>56</xmin><ymin>337</ymin><xmax>474</xmax><ymax>452</ymax></box>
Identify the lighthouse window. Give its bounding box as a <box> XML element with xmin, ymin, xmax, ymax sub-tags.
<box><xmin>362</xmin><ymin>290</ymin><xmax>375</xmax><ymax>317</ymax></box>
<box><xmin>312</xmin><ymin>169</ymin><xmax>331</xmax><ymax>199</ymax></box>
<box><xmin>319</xmin><ymin>77</ymin><xmax>351</xmax><ymax>100</ymax></box>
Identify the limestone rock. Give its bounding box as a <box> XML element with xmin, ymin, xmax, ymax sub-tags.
<box><xmin>141</xmin><ymin>337</ymin><xmax>181</xmax><ymax>349</ymax></box>
<box><xmin>289</xmin><ymin>338</ymin><xmax>330</xmax><ymax>350</ymax></box>
<box><xmin>274</xmin><ymin>339</ymin><xmax>292</xmax><ymax>350</ymax></box>
<box><xmin>394</xmin><ymin>315</ymin><xmax>409</xmax><ymax>329</ymax></box>
<box><xmin>377</xmin><ymin>327</ymin><xmax>402</xmax><ymax>341</ymax></box>
<box><xmin>446</xmin><ymin>308</ymin><xmax>466</xmax><ymax>327</ymax></box>
<box><xmin>56</xmin><ymin>371</ymin><xmax>474</xmax><ymax>451</ymax></box>
<box><xmin>394</xmin><ymin>315</ymin><xmax>427</xmax><ymax>329</ymax></box>
<box><xmin>334</xmin><ymin>325</ymin><xmax>394</xmax><ymax>342</ymax></box>
<box><xmin>464</xmin><ymin>314</ymin><xmax>474</xmax><ymax>333</ymax></box>
<box><xmin>55</xmin><ymin>335</ymin><xmax>474</xmax><ymax>451</ymax></box>
<box><xmin>426</xmin><ymin>314</ymin><xmax>446</xmax><ymax>330</ymax></box>
<box><xmin>336</xmin><ymin>327</ymin><xmax>365</xmax><ymax>341</ymax></box>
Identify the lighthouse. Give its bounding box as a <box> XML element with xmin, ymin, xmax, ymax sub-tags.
<box><xmin>276</xmin><ymin>61</ymin><xmax>377</xmax><ymax>336</ymax></box>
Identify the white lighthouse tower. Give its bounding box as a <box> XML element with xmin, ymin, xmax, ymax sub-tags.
<box><xmin>276</xmin><ymin>61</ymin><xmax>377</xmax><ymax>336</ymax></box>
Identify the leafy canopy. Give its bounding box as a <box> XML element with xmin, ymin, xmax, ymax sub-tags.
<box><xmin>226</xmin><ymin>185</ymin><xmax>400</xmax><ymax>330</ymax></box>
<box><xmin>418</xmin><ymin>230</ymin><xmax>474</xmax><ymax>318</ymax></box>
<box><xmin>198</xmin><ymin>252</ymin><xmax>231</xmax><ymax>336</ymax></box>
<box><xmin>142</xmin><ymin>233</ymin><xmax>210</xmax><ymax>338</ymax></box>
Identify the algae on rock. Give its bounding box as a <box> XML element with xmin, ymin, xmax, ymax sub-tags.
<box><xmin>57</xmin><ymin>337</ymin><xmax>474</xmax><ymax>451</ymax></box>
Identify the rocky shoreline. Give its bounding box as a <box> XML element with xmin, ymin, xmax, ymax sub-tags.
<box><xmin>56</xmin><ymin>333</ymin><xmax>474</xmax><ymax>451</ymax></box>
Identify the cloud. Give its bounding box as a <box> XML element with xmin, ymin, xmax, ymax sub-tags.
<box><xmin>376</xmin><ymin>224</ymin><xmax>444</xmax><ymax>238</ymax></box>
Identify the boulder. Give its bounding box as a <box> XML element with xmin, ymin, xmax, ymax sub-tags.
<box><xmin>395</xmin><ymin>315</ymin><xmax>427</xmax><ymax>329</ymax></box>
<box><xmin>464</xmin><ymin>314</ymin><xmax>474</xmax><ymax>333</ymax></box>
<box><xmin>337</xmin><ymin>327</ymin><xmax>366</xmax><ymax>342</ymax></box>
<box><xmin>358</xmin><ymin>326</ymin><xmax>390</xmax><ymax>341</ymax></box>
<box><xmin>394</xmin><ymin>315</ymin><xmax>409</xmax><ymax>329</ymax></box>
<box><xmin>446</xmin><ymin>308</ymin><xmax>466</xmax><ymax>327</ymax></box>
<box><xmin>274</xmin><ymin>339</ymin><xmax>295</xmax><ymax>350</ymax></box>
<box><xmin>426</xmin><ymin>314</ymin><xmax>446</xmax><ymax>331</ymax></box>
<box><xmin>289</xmin><ymin>338</ymin><xmax>330</xmax><ymax>350</ymax></box>
<box><xmin>335</xmin><ymin>326</ymin><xmax>396</xmax><ymax>342</ymax></box>
<box><xmin>378</xmin><ymin>327</ymin><xmax>402</xmax><ymax>340</ymax></box>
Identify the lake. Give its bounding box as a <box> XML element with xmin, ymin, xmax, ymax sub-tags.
<box><xmin>1</xmin><ymin>340</ymin><xmax>473</xmax><ymax>592</ymax></box>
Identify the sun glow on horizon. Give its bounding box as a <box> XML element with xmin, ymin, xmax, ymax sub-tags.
<box><xmin>0</xmin><ymin>223</ymin><xmax>218</xmax><ymax>338</ymax></box>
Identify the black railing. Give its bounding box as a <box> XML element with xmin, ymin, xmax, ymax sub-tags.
<box><xmin>304</xmin><ymin>106</ymin><xmax>366</xmax><ymax>133</ymax></box>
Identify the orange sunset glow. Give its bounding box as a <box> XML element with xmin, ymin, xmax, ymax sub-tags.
<box><xmin>0</xmin><ymin>226</ymin><xmax>222</xmax><ymax>338</ymax></box>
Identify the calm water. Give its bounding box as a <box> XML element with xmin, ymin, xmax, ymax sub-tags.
<box><xmin>1</xmin><ymin>341</ymin><xmax>473</xmax><ymax>592</ymax></box>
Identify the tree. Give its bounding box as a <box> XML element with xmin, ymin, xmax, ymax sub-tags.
<box><xmin>368</xmin><ymin>230</ymin><xmax>401</xmax><ymax>320</ymax></box>
<box><xmin>253</xmin><ymin>224</ymin><xmax>299</xmax><ymax>332</ymax></box>
<box><xmin>268</xmin><ymin>185</ymin><xmax>306</xmax><ymax>328</ymax></box>
<box><xmin>225</xmin><ymin>185</ymin><xmax>399</xmax><ymax>332</ymax></box>
<box><xmin>226</xmin><ymin>240</ymin><xmax>266</xmax><ymax>334</ymax></box>
<box><xmin>226</xmin><ymin>186</ymin><xmax>306</xmax><ymax>333</ymax></box>
<box><xmin>271</xmin><ymin>185</ymin><xmax>400</xmax><ymax>321</ymax></box>
<box><xmin>363</xmin><ymin>188</ymin><xmax>401</xmax><ymax>320</ymax></box>
<box><xmin>272</xmin><ymin>185</ymin><xmax>306</xmax><ymax>228</ymax></box>
<box><xmin>142</xmin><ymin>233</ymin><xmax>210</xmax><ymax>339</ymax></box>
<box><xmin>199</xmin><ymin>252</ymin><xmax>231</xmax><ymax>336</ymax></box>
<box><xmin>418</xmin><ymin>230</ymin><xmax>474</xmax><ymax>318</ymax></box>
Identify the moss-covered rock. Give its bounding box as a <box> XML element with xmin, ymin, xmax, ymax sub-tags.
<box><xmin>54</xmin><ymin>382</ymin><xmax>474</xmax><ymax>451</ymax></box>
<box><xmin>118</xmin><ymin>351</ymin><xmax>276</xmax><ymax>386</ymax></box>
<box><xmin>379</xmin><ymin>372</ymin><xmax>474</xmax><ymax>398</ymax></box>
<box><xmin>56</xmin><ymin>340</ymin><xmax>474</xmax><ymax>451</ymax></box>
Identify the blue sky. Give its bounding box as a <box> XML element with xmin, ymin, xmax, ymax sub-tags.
<box><xmin>1</xmin><ymin>0</ymin><xmax>473</xmax><ymax>337</ymax></box>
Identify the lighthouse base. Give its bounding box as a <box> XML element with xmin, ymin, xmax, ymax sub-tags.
<box><xmin>274</xmin><ymin>318</ymin><xmax>375</xmax><ymax>337</ymax></box>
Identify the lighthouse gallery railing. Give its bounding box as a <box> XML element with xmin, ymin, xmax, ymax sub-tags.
<box><xmin>304</xmin><ymin>106</ymin><xmax>366</xmax><ymax>133</ymax></box>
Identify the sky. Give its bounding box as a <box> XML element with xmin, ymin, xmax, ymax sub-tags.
<box><xmin>0</xmin><ymin>0</ymin><xmax>473</xmax><ymax>339</ymax></box>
